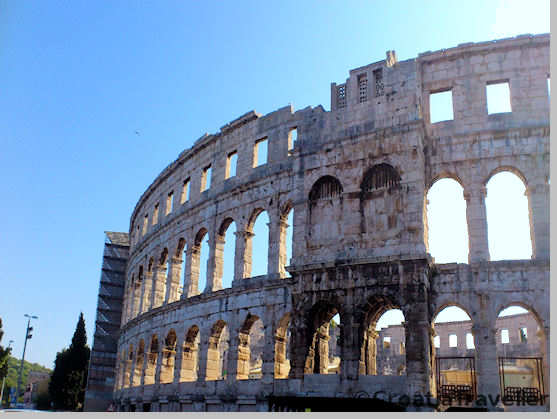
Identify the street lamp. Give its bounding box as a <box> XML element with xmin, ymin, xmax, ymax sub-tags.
<box><xmin>14</xmin><ymin>314</ymin><xmax>37</xmax><ymax>407</ymax></box>
<box><xmin>0</xmin><ymin>340</ymin><xmax>14</xmax><ymax>407</ymax></box>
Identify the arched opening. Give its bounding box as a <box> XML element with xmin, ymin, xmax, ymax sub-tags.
<box><xmin>123</xmin><ymin>344</ymin><xmax>133</xmax><ymax>388</ymax></box>
<box><xmin>218</xmin><ymin>218</ymin><xmax>237</xmax><ymax>289</ymax></box>
<box><xmin>206</xmin><ymin>320</ymin><xmax>229</xmax><ymax>381</ymax></box>
<box><xmin>361</xmin><ymin>305</ymin><xmax>405</xmax><ymax>376</ymax></box>
<box><xmin>249</xmin><ymin>209</ymin><xmax>270</xmax><ymax>277</ymax></box>
<box><xmin>180</xmin><ymin>325</ymin><xmax>200</xmax><ymax>382</ymax></box>
<box><xmin>274</xmin><ymin>313</ymin><xmax>291</xmax><ymax>379</ymax></box>
<box><xmin>280</xmin><ymin>206</ymin><xmax>294</xmax><ymax>277</ymax></box>
<box><xmin>304</xmin><ymin>302</ymin><xmax>341</xmax><ymax>375</ymax></box>
<box><xmin>132</xmin><ymin>339</ymin><xmax>144</xmax><ymax>387</ymax></box>
<box><xmin>496</xmin><ymin>304</ymin><xmax>546</xmax><ymax>404</ymax></box>
<box><xmin>160</xmin><ymin>329</ymin><xmax>177</xmax><ymax>384</ymax></box>
<box><xmin>133</xmin><ymin>267</ymin><xmax>143</xmax><ymax>318</ymax></box>
<box><xmin>193</xmin><ymin>229</ymin><xmax>209</xmax><ymax>295</ymax></box>
<box><xmin>425</xmin><ymin>178</ymin><xmax>468</xmax><ymax>263</ymax></box>
<box><xmin>486</xmin><ymin>171</ymin><xmax>532</xmax><ymax>260</ymax></box>
<box><xmin>432</xmin><ymin>305</ymin><xmax>476</xmax><ymax>405</ymax></box>
<box><xmin>140</xmin><ymin>259</ymin><xmax>154</xmax><ymax>313</ymax></box>
<box><xmin>237</xmin><ymin>314</ymin><xmax>264</xmax><ymax>380</ymax></box>
<box><xmin>360</xmin><ymin>164</ymin><xmax>403</xmax><ymax>241</ymax></box>
<box><xmin>308</xmin><ymin>176</ymin><xmax>343</xmax><ymax>245</ymax></box>
<box><xmin>144</xmin><ymin>335</ymin><xmax>158</xmax><ymax>385</ymax></box>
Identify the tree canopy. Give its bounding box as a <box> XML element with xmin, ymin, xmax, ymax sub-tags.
<box><xmin>0</xmin><ymin>318</ymin><xmax>12</xmax><ymax>382</ymax></box>
<box><xmin>48</xmin><ymin>313</ymin><xmax>90</xmax><ymax>411</ymax></box>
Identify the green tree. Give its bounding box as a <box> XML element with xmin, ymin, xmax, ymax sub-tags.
<box><xmin>48</xmin><ymin>313</ymin><xmax>90</xmax><ymax>411</ymax></box>
<box><xmin>0</xmin><ymin>318</ymin><xmax>13</xmax><ymax>407</ymax></box>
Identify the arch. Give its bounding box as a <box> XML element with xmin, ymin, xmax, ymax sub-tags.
<box><xmin>175</xmin><ymin>238</ymin><xmax>186</xmax><ymax>258</ymax></box>
<box><xmin>147</xmin><ymin>257</ymin><xmax>154</xmax><ymax>273</ymax></box>
<box><xmin>304</xmin><ymin>301</ymin><xmax>342</xmax><ymax>375</ymax></box>
<box><xmin>237</xmin><ymin>314</ymin><xmax>264</xmax><ymax>380</ymax></box>
<box><xmin>206</xmin><ymin>320</ymin><xmax>229</xmax><ymax>381</ymax></box>
<box><xmin>180</xmin><ymin>325</ymin><xmax>200</xmax><ymax>382</ymax></box>
<box><xmin>425</xmin><ymin>177</ymin><xmax>468</xmax><ymax>263</ymax></box>
<box><xmin>309</xmin><ymin>175</ymin><xmax>343</xmax><ymax>202</ymax></box>
<box><xmin>483</xmin><ymin>165</ymin><xmax>529</xmax><ymax>188</ymax></box>
<box><xmin>132</xmin><ymin>339</ymin><xmax>145</xmax><ymax>387</ymax></box>
<box><xmin>495</xmin><ymin>303</ymin><xmax>547</xmax><ymax>402</ymax></box>
<box><xmin>485</xmin><ymin>170</ymin><xmax>533</xmax><ymax>260</ymax></box>
<box><xmin>192</xmin><ymin>228</ymin><xmax>209</xmax><ymax>295</ymax></box>
<box><xmin>247</xmin><ymin>207</ymin><xmax>266</xmax><ymax>230</ymax></box>
<box><xmin>308</xmin><ymin>176</ymin><xmax>344</xmax><ymax>245</ymax></box>
<box><xmin>275</xmin><ymin>313</ymin><xmax>291</xmax><ymax>378</ymax></box>
<box><xmin>249</xmin><ymin>210</ymin><xmax>269</xmax><ymax>277</ymax></box>
<box><xmin>218</xmin><ymin>218</ymin><xmax>237</xmax><ymax>289</ymax></box>
<box><xmin>159</xmin><ymin>248</ymin><xmax>169</xmax><ymax>266</ymax></box>
<box><xmin>360</xmin><ymin>163</ymin><xmax>401</xmax><ymax>192</ymax></box>
<box><xmin>144</xmin><ymin>334</ymin><xmax>158</xmax><ymax>385</ymax></box>
<box><xmin>426</xmin><ymin>171</ymin><xmax>465</xmax><ymax>192</ymax></box>
<box><xmin>123</xmin><ymin>344</ymin><xmax>134</xmax><ymax>388</ymax></box>
<box><xmin>160</xmin><ymin>329</ymin><xmax>177</xmax><ymax>384</ymax></box>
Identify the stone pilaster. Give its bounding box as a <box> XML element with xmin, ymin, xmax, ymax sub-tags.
<box><xmin>165</xmin><ymin>256</ymin><xmax>183</xmax><ymax>304</ymax></box>
<box><xmin>526</xmin><ymin>182</ymin><xmax>549</xmax><ymax>260</ymax></box>
<box><xmin>472</xmin><ymin>320</ymin><xmax>501</xmax><ymax>410</ymax></box>
<box><xmin>464</xmin><ymin>186</ymin><xmax>490</xmax><ymax>263</ymax></box>
<box><xmin>183</xmin><ymin>245</ymin><xmax>200</xmax><ymax>297</ymax></box>
<box><xmin>234</xmin><ymin>230</ymin><xmax>254</xmax><ymax>281</ymax></box>
<box><xmin>151</xmin><ymin>265</ymin><xmax>167</xmax><ymax>308</ymax></box>
<box><xmin>207</xmin><ymin>235</ymin><xmax>225</xmax><ymax>292</ymax></box>
<box><xmin>268</xmin><ymin>214</ymin><xmax>289</xmax><ymax>278</ymax></box>
<box><xmin>140</xmin><ymin>271</ymin><xmax>153</xmax><ymax>313</ymax></box>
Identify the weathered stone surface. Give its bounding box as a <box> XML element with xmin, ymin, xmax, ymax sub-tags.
<box><xmin>105</xmin><ymin>34</ymin><xmax>549</xmax><ymax>412</ymax></box>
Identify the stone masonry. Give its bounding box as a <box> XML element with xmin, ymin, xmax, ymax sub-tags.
<box><xmin>88</xmin><ymin>34</ymin><xmax>549</xmax><ymax>412</ymax></box>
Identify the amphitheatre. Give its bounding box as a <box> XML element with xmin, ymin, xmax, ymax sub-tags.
<box><xmin>84</xmin><ymin>33</ymin><xmax>549</xmax><ymax>412</ymax></box>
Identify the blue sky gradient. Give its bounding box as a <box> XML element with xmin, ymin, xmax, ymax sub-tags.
<box><xmin>0</xmin><ymin>0</ymin><xmax>549</xmax><ymax>368</ymax></box>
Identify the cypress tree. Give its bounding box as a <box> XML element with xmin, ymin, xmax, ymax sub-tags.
<box><xmin>48</xmin><ymin>313</ymin><xmax>90</xmax><ymax>411</ymax></box>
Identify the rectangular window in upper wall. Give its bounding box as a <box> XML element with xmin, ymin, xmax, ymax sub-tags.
<box><xmin>152</xmin><ymin>204</ymin><xmax>159</xmax><ymax>225</ymax></box>
<box><xmin>166</xmin><ymin>191</ymin><xmax>173</xmax><ymax>215</ymax></box>
<box><xmin>449</xmin><ymin>334</ymin><xmax>457</xmax><ymax>347</ymax></box>
<box><xmin>201</xmin><ymin>166</ymin><xmax>212</xmax><ymax>191</ymax></box>
<box><xmin>226</xmin><ymin>152</ymin><xmax>237</xmax><ymax>179</ymax></box>
<box><xmin>519</xmin><ymin>327</ymin><xmax>528</xmax><ymax>343</ymax></box>
<box><xmin>434</xmin><ymin>335</ymin><xmax>440</xmax><ymax>348</ymax></box>
<box><xmin>430</xmin><ymin>89</ymin><xmax>454</xmax><ymax>123</ymax></box>
<box><xmin>254</xmin><ymin>138</ymin><xmax>268</xmax><ymax>167</ymax></box>
<box><xmin>288</xmin><ymin>128</ymin><xmax>297</xmax><ymax>151</ymax></box>
<box><xmin>142</xmin><ymin>214</ymin><xmax>148</xmax><ymax>235</ymax></box>
<box><xmin>181</xmin><ymin>179</ymin><xmax>190</xmax><ymax>204</ymax></box>
<box><xmin>486</xmin><ymin>81</ymin><xmax>512</xmax><ymax>114</ymax></box>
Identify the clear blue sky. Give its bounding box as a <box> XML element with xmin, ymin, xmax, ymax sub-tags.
<box><xmin>0</xmin><ymin>0</ymin><xmax>549</xmax><ymax>369</ymax></box>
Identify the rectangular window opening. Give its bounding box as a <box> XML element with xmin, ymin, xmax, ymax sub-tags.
<box><xmin>449</xmin><ymin>334</ymin><xmax>457</xmax><ymax>348</ymax></box>
<box><xmin>373</xmin><ymin>68</ymin><xmax>384</xmax><ymax>97</ymax></box>
<box><xmin>383</xmin><ymin>336</ymin><xmax>391</xmax><ymax>349</ymax></box>
<box><xmin>399</xmin><ymin>342</ymin><xmax>405</xmax><ymax>355</ymax></box>
<box><xmin>181</xmin><ymin>179</ymin><xmax>190</xmax><ymax>204</ymax></box>
<box><xmin>142</xmin><ymin>214</ymin><xmax>148</xmax><ymax>236</ymax></box>
<box><xmin>519</xmin><ymin>327</ymin><xmax>528</xmax><ymax>343</ymax></box>
<box><xmin>466</xmin><ymin>332</ymin><xmax>475</xmax><ymax>349</ymax></box>
<box><xmin>201</xmin><ymin>166</ymin><xmax>212</xmax><ymax>192</ymax></box>
<box><xmin>152</xmin><ymin>203</ymin><xmax>159</xmax><ymax>225</ymax></box>
<box><xmin>166</xmin><ymin>191</ymin><xmax>173</xmax><ymax>215</ymax></box>
<box><xmin>434</xmin><ymin>335</ymin><xmax>440</xmax><ymax>348</ymax></box>
<box><xmin>486</xmin><ymin>81</ymin><xmax>512</xmax><ymax>114</ymax></box>
<box><xmin>288</xmin><ymin>127</ymin><xmax>297</xmax><ymax>151</ymax></box>
<box><xmin>226</xmin><ymin>151</ymin><xmax>237</xmax><ymax>179</ymax></box>
<box><xmin>430</xmin><ymin>89</ymin><xmax>454</xmax><ymax>123</ymax></box>
<box><xmin>358</xmin><ymin>73</ymin><xmax>368</xmax><ymax>103</ymax></box>
<box><xmin>253</xmin><ymin>138</ymin><xmax>268</xmax><ymax>167</ymax></box>
<box><xmin>501</xmin><ymin>329</ymin><xmax>510</xmax><ymax>344</ymax></box>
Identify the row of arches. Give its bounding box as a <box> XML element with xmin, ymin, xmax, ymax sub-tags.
<box><xmin>425</xmin><ymin>169</ymin><xmax>539</xmax><ymax>263</ymax></box>
<box><xmin>116</xmin><ymin>301</ymin><xmax>546</xmax><ymax>394</ymax></box>
<box><xmin>123</xmin><ymin>207</ymin><xmax>294</xmax><ymax>323</ymax></box>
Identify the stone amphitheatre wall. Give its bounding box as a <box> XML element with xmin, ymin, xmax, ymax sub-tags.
<box><xmin>111</xmin><ymin>34</ymin><xmax>549</xmax><ymax>412</ymax></box>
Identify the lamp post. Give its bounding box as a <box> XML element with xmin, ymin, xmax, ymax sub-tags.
<box><xmin>14</xmin><ymin>314</ymin><xmax>37</xmax><ymax>407</ymax></box>
<box><xmin>0</xmin><ymin>340</ymin><xmax>14</xmax><ymax>407</ymax></box>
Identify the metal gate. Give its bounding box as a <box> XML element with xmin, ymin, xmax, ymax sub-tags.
<box><xmin>498</xmin><ymin>357</ymin><xmax>545</xmax><ymax>405</ymax></box>
<box><xmin>435</xmin><ymin>356</ymin><xmax>477</xmax><ymax>405</ymax></box>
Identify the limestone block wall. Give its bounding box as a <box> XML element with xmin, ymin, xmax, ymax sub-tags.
<box><xmin>109</xmin><ymin>34</ymin><xmax>549</xmax><ymax>412</ymax></box>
